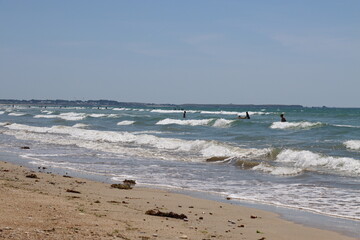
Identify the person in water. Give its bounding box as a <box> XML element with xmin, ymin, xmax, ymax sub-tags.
<box><xmin>280</xmin><ymin>114</ymin><xmax>286</xmax><ymax>122</ymax></box>
<box><xmin>238</xmin><ymin>112</ymin><xmax>250</xmax><ymax>119</ymax></box>
<box><xmin>183</xmin><ymin>111</ymin><xmax>186</xmax><ymax>118</ymax></box>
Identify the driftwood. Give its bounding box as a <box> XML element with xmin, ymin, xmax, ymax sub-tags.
<box><xmin>145</xmin><ymin>209</ymin><xmax>187</xmax><ymax>219</ymax></box>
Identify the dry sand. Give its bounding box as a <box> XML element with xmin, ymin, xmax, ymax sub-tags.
<box><xmin>0</xmin><ymin>160</ymin><xmax>357</xmax><ymax>240</ymax></box>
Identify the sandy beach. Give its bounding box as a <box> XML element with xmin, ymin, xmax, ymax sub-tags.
<box><xmin>0</xmin><ymin>161</ymin><xmax>357</xmax><ymax>240</ymax></box>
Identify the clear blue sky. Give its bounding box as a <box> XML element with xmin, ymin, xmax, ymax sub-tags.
<box><xmin>1</xmin><ymin>1</ymin><xmax>359</xmax><ymax>107</ymax></box>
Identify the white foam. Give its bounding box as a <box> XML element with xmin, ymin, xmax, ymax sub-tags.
<box><xmin>276</xmin><ymin>149</ymin><xmax>360</xmax><ymax>175</ymax></box>
<box><xmin>89</xmin><ymin>114</ymin><xmax>107</xmax><ymax>118</ymax></box>
<box><xmin>117</xmin><ymin>120</ymin><xmax>135</xmax><ymax>126</ymax></box>
<box><xmin>34</xmin><ymin>114</ymin><xmax>58</xmax><ymax>119</ymax></box>
<box><xmin>212</xmin><ymin>119</ymin><xmax>235</xmax><ymax>128</ymax></box>
<box><xmin>113</xmin><ymin>108</ymin><xmax>131</xmax><ymax>111</ymax></box>
<box><xmin>156</xmin><ymin>118</ymin><xmax>213</xmax><ymax>126</ymax></box>
<box><xmin>73</xmin><ymin>123</ymin><xmax>89</xmax><ymax>128</ymax></box>
<box><xmin>34</xmin><ymin>112</ymin><xmax>86</xmax><ymax>121</ymax></box>
<box><xmin>0</xmin><ymin>122</ymin><xmax>11</xmax><ymax>126</ymax></box>
<box><xmin>0</xmin><ymin>111</ymin><xmax>4</xmax><ymax>115</ymax></box>
<box><xmin>270</xmin><ymin>121</ymin><xmax>323</xmax><ymax>129</ymax></box>
<box><xmin>8</xmin><ymin>112</ymin><xmax>26</xmax><ymax>116</ymax></box>
<box><xmin>59</xmin><ymin>112</ymin><xmax>86</xmax><ymax>121</ymax></box>
<box><xmin>334</xmin><ymin>124</ymin><xmax>360</xmax><ymax>128</ymax></box>
<box><xmin>3</xmin><ymin>123</ymin><xmax>272</xmax><ymax>162</ymax></box>
<box><xmin>344</xmin><ymin>140</ymin><xmax>360</xmax><ymax>150</ymax></box>
<box><xmin>41</xmin><ymin>110</ymin><xmax>54</xmax><ymax>114</ymax></box>
<box><xmin>252</xmin><ymin>163</ymin><xmax>303</xmax><ymax>176</ymax></box>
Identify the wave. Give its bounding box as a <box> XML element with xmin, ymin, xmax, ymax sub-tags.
<box><xmin>117</xmin><ymin>120</ymin><xmax>135</xmax><ymax>126</ymax></box>
<box><xmin>113</xmin><ymin>107</ymin><xmax>132</xmax><ymax>111</ymax></box>
<box><xmin>252</xmin><ymin>163</ymin><xmax>303</xmax><ymax>176</ymax></box>
<box><xmin>72</xmin><ymin>123</ymin><xmax>90</xmax><ymax>128</ymax></box>
<box><xmin>344</xmin><ymin>140</ymin><xmax>360</xmax><ymax>150</ymax></box>
<box><xmin>333</xmin><ymin>124</ymin><xmax>360</xmax><ymax>129</ymax></box>
<box><xmin>34</xmin><ymin>112</ymin><xmax>120</xmax><ymax>121</ymax></box>
<box><xmin>275</xmin><ymin>149</ymin><xmax>360</xmax><ymax>175</ymax></box>
<box><xmin>8</xmin><ymin>112</ymin><xmax>27</xmax><ymax>116</ymax></box>
<box><xmin>34</xmin><ymin>112</ymin><xmax>86</xmax><ymax>121</ymax></box>
<box><xmin>0</xmin><ymin>111</ymin><xmax>4</xmax><ymax>115</ymax></box>
<box><xmin>41</xmin><ymin>110</ymin><xmax>54</xmax><ymax>114</ymax></box>
<box><xmin>3</xmin><ymin>123</ymin><xmax>272</xmax><ymax>162</ymax></box>
<box><xmin>156</xmin><ymin>118</ymin><xmax>235</xmax><ymax>128</ymax></box>
<box><xmin>88</xmin><ymin>114</ymin><xmax>107</xmax><ymax>118</ymax></box>
<box><xmin>156</xmin><ymin>118</ymin><xmax>213</xmax><ymax>126</ymax></box>
<box><xmin>0</xmin><ymin>122</ymin><xmax>11</xmax><ymax>126</ymax></box>
<box><xmin>212</xmin><ymin>119</ymin><xmax>235</xmax><ymax>128</ymax></box>
<box><xmin>270</xmin><ymin>121</ymin><xmax>323</xmax><ymax>130</ymax></box>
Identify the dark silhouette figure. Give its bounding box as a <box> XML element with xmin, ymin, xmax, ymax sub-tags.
<box><xmin>238</xmin><ymin>111</ymin><xmax>250</xmax><ymax>119</ymax></box>
<box><xmin>280</xmin><ymin>114</ymin><xmax>286</xmax><ymax>122</ymax></box>
<box><xmin>183</xmin><ymin>111</ymin><xmax>186</xmax><ymax>118</ymax></box>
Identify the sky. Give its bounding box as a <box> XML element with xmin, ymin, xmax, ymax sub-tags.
<box><xmin>0</xmin><ymin>1</ymin><xmax>359</xmax><ymax>107</ymax></box>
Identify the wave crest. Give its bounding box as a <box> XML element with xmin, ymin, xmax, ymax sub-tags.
<box><xmin>270</xmin><ymin>121</ymin><xmax>323</xmax><ymax>129</ymax></box>
<box><xmin>344</xmin><ymin>140</ymin><xmax>360</xmax><ymax>150</ymax></box>
<box><xmin>276</xmin><ymin>149</ymin><xmax>360</xmax><ymax>175</ymax></box>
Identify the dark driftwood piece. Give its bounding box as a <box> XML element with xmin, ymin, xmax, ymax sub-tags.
<box><xmin>145</xmin><ymin>209</ymin><xmax>187</xmax><ymax>219</ymax></box>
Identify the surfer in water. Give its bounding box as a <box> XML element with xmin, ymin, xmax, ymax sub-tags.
<box><xmin>280</xmin><ymin>114</ymin><xmax>286</xmax><ymax>122</ymax></box>
<box><xmin>183</xmin><ymin>111</ymin><xmax>186</xmax><ymax>118</ymax></box>
<box><xmin>238</xmin><ymin>112</ymin><xmax>250</xmax><ymax>119</ymax></box>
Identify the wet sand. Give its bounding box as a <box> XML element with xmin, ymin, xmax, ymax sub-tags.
<box><xmin>0</xmin><ymin>160</ymin><xmax>357</xmax><ymax>240</ymax></box>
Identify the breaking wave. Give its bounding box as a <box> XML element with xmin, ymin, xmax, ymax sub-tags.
<box><xmin>252</xmin><ymin>163</ymin><xmax>303</xmax><ymax>176</ymax></box>
<box><xmin>3</xmin><ymin>123</ymin><xmax>272</xmax><ymax>162</ymax></box>
<box><xmin>275</xmin><ymin>149</ymin><xmax>360</xmax><ymax>175</ymax></box>
<box><xmin>8</xmin><ymin>112</ymin><xmax>27</xmax><ymax>117</ymax></box>
<box><xmin>156</xmin><ymin>118</ymin><xmax>213</xmax><ymax>126</ymax></box>
<box><xmin>344</xmin><ymin>140</ymin><xmax>360</xmax><ymax>151</ymax></box>
<box><xmin>117</xmin><ymin>120</ymin><xmax>135</xmax><ymax>126</ymax></box>
<box><xmin>270</xmin><ymin>121</ymin><xmax>323</xmax><ymax>130</ymax></box>
<box><xmin>156</xmin><ymin>118</ymin><xmax>235</xmax><ymax>128</ymax></box>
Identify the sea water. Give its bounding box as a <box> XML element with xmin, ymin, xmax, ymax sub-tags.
<box><xmin>0</xmin><ymin>105</ymin><xmax>359</xmax><ymax>228</ymax></box>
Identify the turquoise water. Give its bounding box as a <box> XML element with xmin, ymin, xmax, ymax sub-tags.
<box><xmin>0</xmin><ymin>105</ymin><xmax>359</xmax><ymax>222</ymax></box>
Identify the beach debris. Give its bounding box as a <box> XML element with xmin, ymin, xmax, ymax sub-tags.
<box><xmin>226</xmin><ymin>197</ymin><xmax>231</xmax><ymax>200</ymax></box>
<box><xmin>63</xmin><ymin>175</ymin><xmax>72</xmax><ymax>178</ymax></box>
<box><xmin>75</xmin><ymin>180</ymin><xmax>86</xmax><ymax>184</ymax></box>
<box><xmin>238</xmin><ymin>225</ymin><xmax>245</xmax><ymax>228</ymax></box>
<box><xmin>145</xmin><ymin>209</ymin><xmax>187</xmax><ymax>220</ymax></box>
<box><xmin>20</xmin><ymin>146</ymin><xmax>30</xmax><ymax>149</ymax></box>
<box><xmin>251</xmin><ymin>215</ymin><xmax>258</xmax><ymax>219</ymax></box>
<box><xmin>258</xmin><ymin>237</ymin><xmax>266</xmax><ymax>240</ymax></box>
<box><xmin>123</xmin><ymin>179</ymin><xmax>136</xmax><ymax>185</ymax></box>
<box><xmin>179</xmin><ymin>235</ymin><xmax>188</xmax><ymax>239</ymax></box>
<box><xmin>26</xmin><ymin>173</ymin><xmax>39</xmax><ymax>179</ymax></box>
<box><xmin>111</xmin><ymin>183</ymin><xmax>132</xmax><ymax>189</ymax></box>
<box><xmin>110</xmin><ymin>179</ymin><xmax>136</xmax><ymax>189</ymax></box>
<box><xmin>228</xmin><ymin>220</ymin><xmax>236</xmax><ymax>224</ymax></box>
<box><xmin>66</xmin><ymin>189</ymin><xmax>81</xmax><ymax>194</ymax></box>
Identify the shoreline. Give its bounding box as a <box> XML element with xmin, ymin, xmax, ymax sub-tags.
<box><xmin>0</xmin><ymin>159</ymin><xmax>358</xmax><ymax>240</ymax></box>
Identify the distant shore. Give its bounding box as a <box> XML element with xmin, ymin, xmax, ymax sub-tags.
<box><xmin>0</xmin><ymin>98</ymin><xmax>304</xmax><ymax>109</ymax></box>
<box><xmin>0</xmin><ymin>160</ymin><xmax>356</xmax><ymax>240</ymax></box>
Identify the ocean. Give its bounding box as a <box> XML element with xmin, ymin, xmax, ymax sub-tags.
<box><xmin>0</xmin><ymin>104</ymin><xmax>359</xmax><ymax>227</ymax></box>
